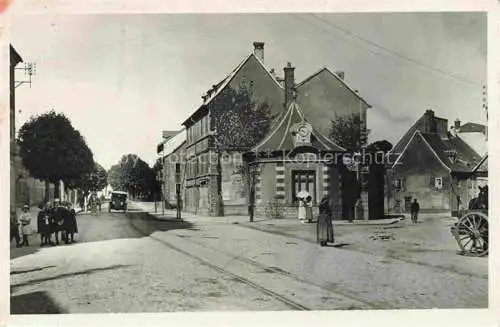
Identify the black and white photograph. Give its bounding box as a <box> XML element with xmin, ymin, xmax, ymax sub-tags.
<box><xmin>6</xmin><ymin>6</ymin><xmax>494</xmax><ymax>321</ymax></box>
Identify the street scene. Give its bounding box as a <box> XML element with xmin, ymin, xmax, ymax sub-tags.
<box><xmin>9</xmin><ymin>13</ymin><xmax>488</xmax><ymax>314</ymax></box>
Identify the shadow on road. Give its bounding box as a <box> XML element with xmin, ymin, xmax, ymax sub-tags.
<box><xmin>125</xmin><ymin>211</ymin><xmax>195</xmax><ymax>237</ymax></box>
<box><xmin>11</xmin><ymin>264</ymin><xmax>132</xmax><ymax>292</ymax></box>
<box><xmin>11</xmin><ymin>265</ymin><xmax>57</xmax><ymax>275</ymax></box>
<box><xmin>11</xmin><ymin>291</ymin><xmax>66</xmax><ymax>314</ymax></box>
<box><xmin>10</xmin><ymin>242</ymin><xmax>42</xmax><ymax>260</ymax></box>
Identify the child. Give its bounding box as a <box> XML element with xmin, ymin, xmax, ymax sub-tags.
<box><xmin>19</xmin><ymin>205</ymin><xmax>33</xmax><ymax>247</ymax></box>
<box><xmin>38</xmin><ymin>203</ymin><xmax>52</xmax><ymax>246</ymax></box>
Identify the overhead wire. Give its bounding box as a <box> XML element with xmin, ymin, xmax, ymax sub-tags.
<box><xmin>291</xmin><ymin>13</ymin><xmax>484</xmax><ymax>91</ymax></box>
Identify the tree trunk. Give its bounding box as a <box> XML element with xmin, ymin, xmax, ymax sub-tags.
<box><xmin>54</xmin><ymin>181</ymin><xmax>60</xmax><ymax>200</ymax></box>
<box><xmin>44</xmin><ymin>180</ymin><xmax>50</xmax><ymax>203</ymax></box>
<box><xmin>216</xmin><ymin>150</ymin><xmax>224</xmax><ymax>216</ymax></box>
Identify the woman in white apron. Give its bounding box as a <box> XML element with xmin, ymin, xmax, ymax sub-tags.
<box><xmin>297</xmin><ymin>190</ymin><xmax>310</xmax><ymax>223</ymax></box>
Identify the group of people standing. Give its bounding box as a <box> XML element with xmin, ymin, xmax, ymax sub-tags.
<box><xmin>10</xmin><ymin>198</ymin><xmax>79</xmax><ymax>248</ymax></box>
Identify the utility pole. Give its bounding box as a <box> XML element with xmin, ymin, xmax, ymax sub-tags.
<box><xmin>175</xmin><ymin>163</ymin><xmax>181</xmax><ymax>220</ymax></box>
<box><xmin>482</xmin><ymin>85</ymin><xmax>488</xmax><ymax>140</ymax></box>
<box><xmin>162</xmin><ymin>149</ymin><xmax>165</xmax><ymax>216</ymax></box>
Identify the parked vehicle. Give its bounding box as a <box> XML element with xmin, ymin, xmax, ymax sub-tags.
<box><xmin>450</xmin><ymin>185</ymin><xmax>488</xmax><ymax>257</ymax></box>
<box><xmin>108</xmin><ymin>191</ymin><xmax>128</xmax><ymax>212</ymax></box>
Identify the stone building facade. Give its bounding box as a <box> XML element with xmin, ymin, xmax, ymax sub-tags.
<box><xmin>387</xmin><ymin>110</ymin><xmax>483</xmax><ymax>213</ymax></box>
<box><xmin>169</xmin><ymin>42</ymin><xmax>370</xmax><ymax>217</ymax></box>
<box><xmin>247</xmin><ymin>96</ymin><xmax>345</xmax><ymax>219</ymax></box>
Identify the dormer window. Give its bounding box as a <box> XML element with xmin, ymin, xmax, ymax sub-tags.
<box><xmin>434</xmin><ymin>177</ymin><xmax>443</xmax><ymax>189</ymax></box>
<box><xmin>444</xmin><ymin>149</ymin><xmax>457</xmax><ymax>163</ymax></box>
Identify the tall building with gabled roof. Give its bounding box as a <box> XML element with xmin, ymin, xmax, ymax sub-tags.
<box><xmin>169</xmin><ymin>42</ymin><xmax>370</xmax><ymax>217</ymax></box>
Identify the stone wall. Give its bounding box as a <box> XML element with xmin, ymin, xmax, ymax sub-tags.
<box><xmin>254</xmin><ymin>202</ymin><xmax>320</xmax><ymax>219</ymax></box>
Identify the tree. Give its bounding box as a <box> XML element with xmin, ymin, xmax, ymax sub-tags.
<box><xmin>151</xmin><ymin>158</ymin><xmax>163</xmax><ymax>200</ymax></box>
<box><xmin>329</xmin><ymin>113</ymin><xmax>362</xmax><ymax>151</ymax></box>
<box><xmin>209</xmin><ymin>82</ymin><xmax>273</xmax><ymax>216</ymax></box>
<box><xmin>108</xmin><ymin>164</ymin><xmax>124</xmax><ymax>190</ymax></box>
<box><xmin>18</xmin><ymin>110</ymin><xmax>95</xmax><ymax>202</ymax></box>
<box><xmin>68</xmin><ymin>162</ymin><xmax>108</xmax><ymax>193</ymax></box>
<box><xmin>109</xmin><ymin>154</ymin><xmax>157</xmax><ymax>200</ymax></box>
<box><xmin>366</xmin><ymin>140</ymin><xmax>393</xmax><ymax>153</ymax></box>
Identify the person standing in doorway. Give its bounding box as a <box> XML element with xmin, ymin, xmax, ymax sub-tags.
<box><xmin>297</xmin><ymin>196</ymin><xmax>306</xmax><ymax>222</ymax></box>
<box><xmin>410</xmin><ymin>198</ymin><xmax>420</xmax><ymax>224</ymax></box>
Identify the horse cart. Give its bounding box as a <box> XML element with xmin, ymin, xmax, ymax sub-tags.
<box><xmin>450</xmin><ymin>185</ymin><xmax>488</xmax><ymax>257</ymax></box>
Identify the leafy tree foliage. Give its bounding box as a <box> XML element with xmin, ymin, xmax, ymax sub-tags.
<box><xmin>211</xmin><ymin>82</ymin><xmax>272</xmax><ymax>151</ymax></box>
<box><xmin>67</xmin><ymin>162</ymin><xmax>108</xmax><ymax>194</ymax></box>
<box><xmin>208</xmin><ymin>82</ymin><xmax>273</xmax><ymax>216</ymax></box>
<box><xmin>108</xmin><ymin>154</ymin><xmax>157</xmax><ymax>199</ymax></box>
<box><xmin>17</xmin><ymin>111</ymin><xmax>95</xmax><ymax>200</ymax></box>
<box><xmin>108</xmin><ymin>164</ymin><xmax>124</xmax><ymax>190</ymax></box>
<box><xmin>329</xmin><ymin>113</ymin><xmax>362</xmax><ymax>151</ymax></box>
<box><xmin>366</xmin><ymin>140</ymin><xmax>393</xmax><ymax>153</ymax></box>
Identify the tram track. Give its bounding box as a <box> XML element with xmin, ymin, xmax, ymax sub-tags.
<box><xmin>125</xmin><ymin>215</ymin><xmax>312</xmax><ymax>311</ymax></box>
<box><xmin>168</xmin><ymin>232</ymin><xmax>379</xmax><ymax>310</ymax></box>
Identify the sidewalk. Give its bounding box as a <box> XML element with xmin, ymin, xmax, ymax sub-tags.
<box><xmin>130</xmin><ymin>201</ymin><xmax>196</xmax><ymax>221</ymax></box>
<box><xmin>132</xmin><ymin>201</ymin><xmax>409</xmax><ymax>225</ymax></box>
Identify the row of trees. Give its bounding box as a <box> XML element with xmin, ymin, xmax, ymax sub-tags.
<box><xmin>108</xmin><ymin>154</ymin><xmax>160</xmax><ymax>200</ymax></box>
<box><xmin>18</xmin><ymin>111</ymin><xmax>108</xmax><ymax>203</ymax></box>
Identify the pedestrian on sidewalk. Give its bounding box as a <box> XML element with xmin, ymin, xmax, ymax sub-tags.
<box><xmin>410</xmin><ymin>198</ymin><xmax>420</xmax><ymax>224</ymax></box>
<box><xmin>10</xmin><ymin>207</ymin><xmax>21</xmax><ymax>248</ymax></box>
<box><xmin>317</xmin><ymin>196</ymin><xmax>334</xmax><ymax>246</ymax></box>
<box><xmin>98</xmin><ymin>195</ymin><xmax>104</xmax><ymax>213</ymax></box>
<box><xmin>297</xmin><ymin>190</ymin><xmax>311</xmax><ymax>224</ymax></box>
<box><xmin>305</xmin><ymin>195</ymin><xmax>313</xmax><ymax>223</ymax></box>
<box><xmin>297</xmin><ymin>197</ymin><xmax>306</xmax><ymax>222</ymax></box>
<box><xmin>52</xmin><ymin>199</ymin><xmax>66</xmax><ymax>245</ymax></box>
<box><xmin>64</xmin><ymin>202</ymin><xmax>78</xmax><ymax>243</ymax></box>
<box><xmin>37</xmin><ymin>203</ymin><xmax>52</xmax><ymax>246</ymax></box>
<box><xmin>19</xmin><ymin>204</ymin><xmax>33</xmax><ymax>247</ymax></box>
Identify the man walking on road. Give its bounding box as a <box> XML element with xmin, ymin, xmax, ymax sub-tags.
<box><xmin>410</xmin><ymin>198</ymin><xmax>420</xmax><ymax>224</ymax></box>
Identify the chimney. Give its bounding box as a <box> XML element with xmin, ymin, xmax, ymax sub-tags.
<box><xmin>454</xmin><ymin>119</ymin><xmax>461</xmax><ymax>131</ymax></box>
<box><xmin>335</xmin><ymin>71</ymin><xmax>345</xmax><ymax>80</ymax></box>
<box><xmin>423</xmin><ymin>109</ymin><xmax>436</xmax><ymax>133</ymax></box>
<box><xmin>253</xmin><ymin>42</ymin><xmax>265</xmax><ymax>63</ymax></box>
<box><xmin>284</xmin><ymin>62</ymin><xmax>295</xmax><ymax>107</ymax></box>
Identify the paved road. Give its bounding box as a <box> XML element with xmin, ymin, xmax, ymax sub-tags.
<box><xmin>10</xmin><ymin>203</ymin><xmax>488</xmax><ymax>313</ymax></box>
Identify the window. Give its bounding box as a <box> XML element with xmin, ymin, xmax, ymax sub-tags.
<box><xmin>434</xmin><ymin>177</ymin><xmax>443</xmax><ymax>189</ymax></box>
<box><xmin>292</xmin><ymin>170</ymin><xmax>316</xmax><ymax>203</ymax></box>
<box><xmin>175</xmin><ymin>163</ymin><xmax>181</xmax><ymax>184</ymax></box>
<box><xmin>393</xmin><ymin>178</ymin><xmax>403</xmax><ymax>189</ymax></box>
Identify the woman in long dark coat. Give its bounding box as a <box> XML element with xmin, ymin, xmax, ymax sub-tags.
<box><xmin>37</xmin><ymin>203</ymin><xmax>52</xmax><ymax>246</ymax></box>
<box><xmin>64</xmin><ymin>203</ymin><xmax>78</xmax><ymax>243</ymax></box>
<box><xmin>317</xmin><ymin>196</ymin><xmax>334</xmax><ymax>246</ymax></box>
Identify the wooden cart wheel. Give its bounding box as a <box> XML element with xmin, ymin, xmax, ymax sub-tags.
<box><xmin>453</xmin><ymin>211</ymin><xmax>488</xmax><ymax>257</ymax></box>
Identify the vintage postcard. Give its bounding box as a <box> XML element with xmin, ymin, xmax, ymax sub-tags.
<box><xmin>2</xmin><ymin>0</ymin><xmax>499</xmax><ymax>326</ymax></box>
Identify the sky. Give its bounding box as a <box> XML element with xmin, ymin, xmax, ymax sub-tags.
<box><xmin>11</xmin><ymin>13</ymin><xmax>487</xmax><ymax>170</ymax></box>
